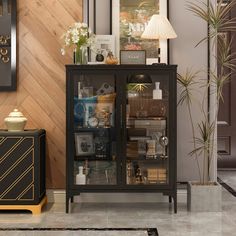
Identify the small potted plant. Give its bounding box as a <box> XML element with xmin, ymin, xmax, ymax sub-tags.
<box><xmin>178</xmin><ymin>0</ymin><xmax>236</xmax><ymax>211</ymax></box>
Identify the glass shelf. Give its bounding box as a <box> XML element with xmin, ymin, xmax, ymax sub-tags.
<box><xmin>74</xmin><ymin>127</ymin><xmax>115</xmax><ymax>132</ymax></box>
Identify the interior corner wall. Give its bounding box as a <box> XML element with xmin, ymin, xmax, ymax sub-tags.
<box><xmin>169</xmin><ymin>0</ymin><xmax>209</xmax><ymax>182</ymax></box>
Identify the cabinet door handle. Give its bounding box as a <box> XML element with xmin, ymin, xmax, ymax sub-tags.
<box><xmin>120</xmin><ymin>104</ymin><xmax>123</xmax><ymax>128</ymax></box>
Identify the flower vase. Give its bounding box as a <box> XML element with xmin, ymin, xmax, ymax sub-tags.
<box><xmin>74</xmin><ymin>47</ymin><xmax>88</xmax><ymax>65</ymax></box>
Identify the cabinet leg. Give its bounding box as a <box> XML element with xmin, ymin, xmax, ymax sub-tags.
<box><xmin>174</xmin><ymin>193</ymin><xmax>177</xmax><ymax>213</ymax></box>
<box><xmin>66</xmin><ymin>196</ymin><xmax>70</xmax><ymax>213</ymax></box>
<box><xmin>169</xmin><ymin>196</ymin><xmax>172</xmax><ymax>203</ymax></box>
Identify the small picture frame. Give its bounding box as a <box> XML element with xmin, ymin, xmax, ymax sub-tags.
<box><xmin>120</xmin><ymin>50</ymin><xmax>146</xmax><ymax>65</ymax></box>
<box><xmin>91</xmin><ymin>35</ymin><xmax>116</xmax><ymax>62</ymax></box>
<box><xmin>75</xmin><ymin>133</ymin><xmax>94</xmax><ymax>156</ymax></box>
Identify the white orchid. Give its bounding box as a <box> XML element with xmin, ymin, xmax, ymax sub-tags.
<box><xmin>61</xmin><ymin>22</ymin><xmax>95</xmax><ymax>55</ymax></box>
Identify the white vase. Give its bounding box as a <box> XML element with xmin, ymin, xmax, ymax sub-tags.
<box><xmin>4</xmin><ymin>109</ymin><xmax>27</xmax><ymax>132</ymax></box>
<box><xmin>76</xmin><ymin>166</ymin><xmax>86</xmax><ymax>185</ymax></box>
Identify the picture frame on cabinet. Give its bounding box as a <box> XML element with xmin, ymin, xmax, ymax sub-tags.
<box><xmin>75</xmin><ymin>133</ymin><xmax>95</xmax><ymax>156</ymax></box>
<box><xmin>120</xmin><ymin>50</ymin><xmax>146</xmax><ymax>65</ymax></box>
<box><xmin>91</xmin><ymin>35</ymin><xmax>116</xmax><ymax>62</ymax></box>
<box><xmin>112</xmin><ymin>0</ymin><xmax>169</xmax><ymax>64</ymax></box>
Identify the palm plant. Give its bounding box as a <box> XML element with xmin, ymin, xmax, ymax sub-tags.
<box><xmin>178</xmin><ymin>0</ymin><xmax>236</xmax><ymax>185</ymax></box>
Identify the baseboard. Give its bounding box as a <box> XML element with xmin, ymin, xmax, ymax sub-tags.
<box><xmin>46</xmin><ymin>189</ymin><xmax>187</xmax><ymax>204</ymax></box>
<box><xmin>46</xmin><ymin>190</ymin><xmax>66</xmax><ymax>203</ymax></box>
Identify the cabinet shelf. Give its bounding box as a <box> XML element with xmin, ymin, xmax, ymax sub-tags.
<box><xmin>74</xmin><ymin>156</ymin><xmax>115</xmax><ymax>161</ymax></box>
<box><xmin>126</xmin><ymin>158</ymin><xmax>168</xmax><ymax>162</ymax></box>
<box><xmin>74</xmin><ymin>127</ymin><xmax>115</xmax><ymax>132</ymax></box>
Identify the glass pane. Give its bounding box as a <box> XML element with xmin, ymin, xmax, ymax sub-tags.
<box><xmin>126</xmin><ymin>73</ymin><xmax>169</xmax><ymax>185</ymax></box>
<box><xmin>73</xmin><ymin>73</ymin><xmax>117</xmax><ymax>185</ymax></box>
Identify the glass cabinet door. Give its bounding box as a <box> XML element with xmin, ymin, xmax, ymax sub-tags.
<box><xmin>125</xmin><ymin>73</ymin><xmax>169</xmax><ymax>185</ymax></box>
<box><xmin>72</xmin><ymin>73</ymin><xmax>117</xmax><ymax>186</ymax></box>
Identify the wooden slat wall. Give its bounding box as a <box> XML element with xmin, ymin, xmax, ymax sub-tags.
<box><xmin>0</xmin><ymin>0</ymin><xmax>83</xmax><ymax>188</ymax></box>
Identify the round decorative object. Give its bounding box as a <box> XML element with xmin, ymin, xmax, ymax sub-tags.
<box><xmin>4</xmin><ymin>109</ymin><xmax>27</xmax><ymax>131</ymax></box>
<box><xmin>0</xmin><ymin>48</ymin><xmax>8</xmax><ymax>56</ymax></box>
<box><xmin>159</xmin><ymin>136</ymin><xmax>169</xmax><ymax>147</ymax></box>
<box><xmin>96</xmin><ymin>53</ymin><xmax>104</xmax><ymax>62</ymax></box>
<box><xmin>88</xmin><ymin>116</ymin><xmax>99</xmax><ymax>128</ymax></box>
<box><xmin>2</xmin><ymin>55</ymin><xmax>9</xmax><ymax>63</ymax></box>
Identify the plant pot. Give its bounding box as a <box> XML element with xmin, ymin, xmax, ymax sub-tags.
<box><xmin>187</xmin><ymin>181</ymin><xmax>222</xmax><ymax>212</ymax></box>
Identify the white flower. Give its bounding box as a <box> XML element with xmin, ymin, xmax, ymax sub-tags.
<box><xmin>72</xmin><ymin>35</ymin><xmax>79</xmax><ymax>44</ymax></box>
<box><xmin>65</xmin><ymin>37</ymin><xmax>70</xmax><ymax>46</ymax></box>
<box><xmin>61</xmin><ymin>22</ymin><xmax>94</xmax><ymax>56</ymax></box>
<box><xmin>75</xmin><ymin>22</ymin><xmax>82</xmax><ymax>28</ymax></box>
<box><xmin>61</xmin><ymin>48</ymin><xmax>66</xmax><ymax>55</ymax></box>
<box><xmin>71</xmin><ymin>28</ymin><xmax>78</xmax><ymax>37</ymax></box>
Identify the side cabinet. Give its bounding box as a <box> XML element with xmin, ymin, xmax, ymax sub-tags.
<box><xmin>0</xmin><ymin>129</ymin><xmax>46</xmax><ymax>206</ymax></box>
<box><xmin>66</xmin><ymin>65</ymin><xmax>177</xmax><ymax>213</ymax></box>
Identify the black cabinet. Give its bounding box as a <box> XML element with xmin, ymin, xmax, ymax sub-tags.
<box><xmin>66</xmin><ymin>65</ymin><xmax>177</xmax><ymax>213</ymax></box>
<box><xmin>0</xmin><ymin>129</ymin><xmax>46</xmax><ymax>214</ymax></box>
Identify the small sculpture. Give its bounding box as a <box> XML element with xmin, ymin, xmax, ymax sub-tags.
<box><xmin>105</xmin><ymin>51</ymin><xmax>118</xmax><ymax>65</ymax></box>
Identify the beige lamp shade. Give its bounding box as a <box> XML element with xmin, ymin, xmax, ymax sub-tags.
<box><xmin>141</xmin><ymin>14</ymin><xmax>177</xmax><ymax>39</ymax></box>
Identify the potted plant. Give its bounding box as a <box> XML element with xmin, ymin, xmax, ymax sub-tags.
<box><xmin>178</xmin><ymin>0</ymin><xmax>236</xmax><ymax>211</ymax></box>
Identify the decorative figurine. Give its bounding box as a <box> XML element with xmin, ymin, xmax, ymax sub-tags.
<box><xmin>135</xmin><ymin>167</ymin><xmax>143</xmax><ymax>184</ymax></box>
<box><xmin>105</xmin><ymin>51</ymin><xmax>118</xmax><ymax>65</ymax></box>
<box><xmin>159</xmin><ymin>136</ymin><xmax>169</xmax><ymax>158</ymax></box>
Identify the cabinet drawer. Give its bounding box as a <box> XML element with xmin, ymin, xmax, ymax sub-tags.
<box><xmin>0</xmin><ymin>137</ymin><xmax>34</xmax><ymax>201</ymax></box>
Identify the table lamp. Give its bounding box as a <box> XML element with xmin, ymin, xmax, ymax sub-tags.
<box><xmin>141</xmin><ymin>14</ymin><xmax>177</xmax><ymax>63</ymax></box>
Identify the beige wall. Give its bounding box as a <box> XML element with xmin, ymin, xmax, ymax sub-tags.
<box><xmin>169</xmin><ymin>0</ymin><xmax>209</xmax><ymax>182</ymax></box>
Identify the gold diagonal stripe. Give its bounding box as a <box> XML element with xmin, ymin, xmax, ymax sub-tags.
<box><xmin>0</xmin><ymin>137</ymin><xmax>24</xmax><ymax>163</ymax></box>
<box><xmin>17</xmin><ymin>183</ymin><xmax>34</xmax><ymax>201</ymax></box>
<box><xmin>0</xmin><ymin>147</ymin><xmax>33</xmax><ymax>181</ymax></box>
<box><xmin>0</xmin><ymin>152</ymin><xmax>35</xmax><ymax>201</ymax></box>
<box><xmin>0</xmin><ymin>137</ymin><xmax>4</xmax><ymax>145</ymax></box>
<box><xmin>0</xmin><ymin>165</ymin><xmax>33</xmax><ymax>199</ymax></box>
<box><xmin>19</xmin><ymin>185</ymin><xmax>35</xmax><ymax>201</ymax></box>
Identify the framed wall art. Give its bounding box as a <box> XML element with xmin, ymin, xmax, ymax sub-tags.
<box><xmin>112</xmin><ymin>0</ymin><xmax>169</xmax><ymax>64</ymax></box>
<box><xmin>0</xmin><ymin>0</ymin><xmax>16</xmax><ymax>91</ymax></box>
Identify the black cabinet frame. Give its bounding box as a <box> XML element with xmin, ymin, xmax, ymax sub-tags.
<box><xmin>66</xmin><ymin>64</ymin><xmax>177</xmax><ymax>213</ymax></box>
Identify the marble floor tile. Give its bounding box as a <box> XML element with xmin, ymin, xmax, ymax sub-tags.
<box><xmin>218</xmin><ymin>170</ymin><xmax>236</xmax><ymax>190</ymax></box>
<box><xmin>1</xmin><ymin>184</ymin><xmax>236</xmax><ymax>236</ymax></box>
